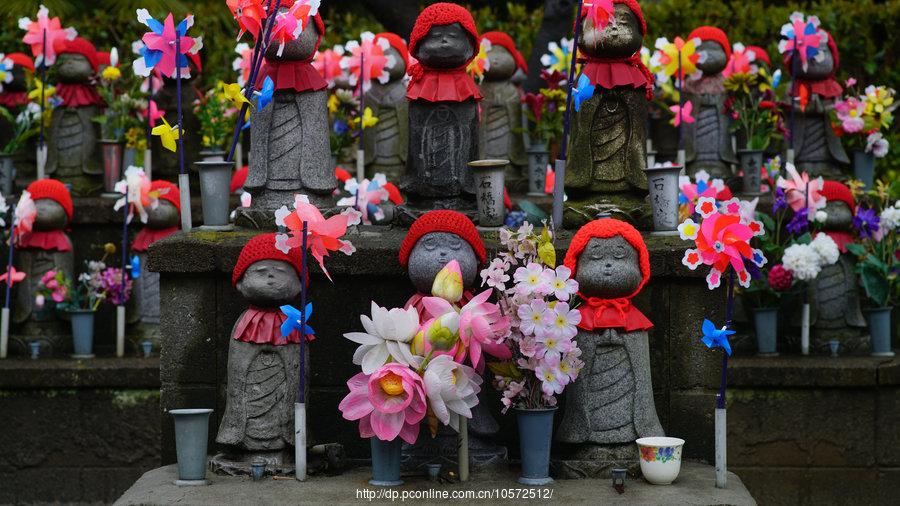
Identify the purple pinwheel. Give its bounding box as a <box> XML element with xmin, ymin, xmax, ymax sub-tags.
<box><xmin>133</xmin><ymin>9</ymin><xmax>203</xmax><ymax>79</ymax></box>
<box><xmin>778</xmin><ymin>12</ymin><xmax>826</xmax><ymax>72</ymax></box>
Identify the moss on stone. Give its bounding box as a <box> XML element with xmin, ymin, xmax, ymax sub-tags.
<box><xmin>110</xmin><ymin>389</ymin><xmax>160</xmax><ymax>409</ymax></box>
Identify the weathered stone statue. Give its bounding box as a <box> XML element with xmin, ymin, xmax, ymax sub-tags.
<box><xmin>244</xmin><ymin>13</ymin><xmax>335</xmax><ymax>225</ymax></box>
<box><xmin>403</xmin><ymin>3</ymin><xmax>481</xmax><ymax>210</ymax></box>
<box><xmin>555</xmin><ymin>218</ymin><xmax>664</xmax><ymax>477</ymax></box>
<box><xmin>478</xmin><ymin>31</ymin><xmax>527</xmax><ymax>186</ymax></box>
<box><xmin>684</xmin><ymin>26</ymin><xmax>737</xmax><ymax>178</ymax></box>
<box><xmin>11</xmin><ymin>179</ymin><xmax>74</xmax><ymax>356</ymax></box>
<box><xmin>786</xmin><ymin>32</ymin><xmax>848</xmax><ymax>176</ymax></box>
<box><xmin>150</xmin><ymin>55</ymin><xmax>202</xmax><ymax>182</ymax></box>
<box><xmin>565</xmin><ymin>0</ymin><xmax>653</xmax><ymax>227</ymax></box>
<box><xmin>0</xmin><ymin>53</ymin><xmax>33</xmax><ymax>149</ymax></box>
<box><xmin>214</xmin><ymin>233</ymin><xmax>308</xmax><ymax>475</ymax></box>
<box><xmin>130</xmin><ymin>181</ymin><xmax>180</xmax><ymax>349</ymax></box>
<box><xmin>47</xmin><ymin>38</ymin><xmax>103</xmax><ymax>195</ymax></box>
<box><xmin>363</xmin><ymin>33</ymin><xmax>408</xmax><ymax>181</ymax></box>
<box><xmin>398</xmin><ymin>210</ymin><xmax>508</xmax><ymax>470</ymax></box>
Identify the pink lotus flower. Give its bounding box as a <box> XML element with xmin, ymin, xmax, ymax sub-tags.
<box><xmin>776</xmin><ymin>162</ymin><xmax>825</xmax><ymax>211</ymax></box>
<box><xmin>422</xmin><ymin>290</ymin><xmax>512</xmax><ymax>372</ymax></box>
<box><xmin>338</xmin><ymin>363</ymin><xmax>427</xmax><ymax>444</ymax></box>
<box><xmin>19</xmin><ymin>5</ymin><xmax>77</xmax><ymax>67</ymax></box>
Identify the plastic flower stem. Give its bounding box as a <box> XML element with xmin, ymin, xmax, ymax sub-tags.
<box><xmin>39</xmin><ymin>28</ymin><xmax>46</xmax><ymax>147</ymax></box>
<box><xmin>551</xmin><ymin>0</ymin><xmax>585</xmax><ymax>230</ymax></box>
<box><xmin>717</xmin><ymin>269</ymin><xmax>734</xmax><ymax>410</ymax></box>
<box><xmin>298</xmin><ymin>221</ymin><xmax>308</xmax><ymax>403</ymax></box>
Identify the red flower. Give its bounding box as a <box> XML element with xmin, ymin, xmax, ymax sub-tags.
<box><xmin>767</xmin><ymin>264</ymin><xmax>793</xmax><ymax>292</ymax></box>
<box><xmin>759</xmin><ymin>100</ymin><xmax>776</xmax><ymax>109</ymax></box>
<box><xmin>540</xmin><ymin>69</ymin><xmax>566</xmax><ymax>89</ymax></box>
<box><xmin>524</xmin><ymin>93</ymin><xmax>545</xmax><ymax>122</ymax></box>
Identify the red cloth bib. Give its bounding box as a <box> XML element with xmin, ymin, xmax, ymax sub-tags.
<box><xmin>131</xmin><ymin>227</ymin><xmax>178</xmax><ymax>253</ymax></box>
<box><xmin>259</xmin><ymin>59</ymin><xmax>327</xmax><ymax>93</ymax></box>
<box><xmin>791</xmin><ymin>78</ymin><xmax>842</xmax><ymax>100</ymax></box>
<box><xmin>56</xmin><ymin>83</ymin><xmax>104</xmax><ymax>107</ymax></box>
<box><xmin>17</xmin><ymin>230</ymin><xmax>72</xmax><ymax>252</ymax></box>
<box><xmin>581</xmin><ymin>54</ymin><xmax>654</xmax><ymax>100</ymax></box>
<box><xmin>233</xmin><ymin>306</ymin><xmax>315</xmax><ymax>346</ymax></box>
<box><xmin>0</xmin><ymin>91</ymin><xmax>28</xmax><ymax>108</ymax></box>
<box><xmin>406</xmin><ymin>65</ymin><xmax>482</xmax><ymax>102</ymax></box>
<box><xmin>577</xmin><ymin>296</ymin><xmax>653</xmax><ymax>332</ymax></box>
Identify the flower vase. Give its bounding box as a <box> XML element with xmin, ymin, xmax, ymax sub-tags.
<box><xmin>100</xmin><ymin>140</ymin><xmax>124</xmax><ymax>197</ymax></box>
<box><xmin>526</xmin><ymin>143</ymin><xmax>549</xmax><ymax>197</ymax></box>
<box><xmin>369</xmin><ymin>437</ymin><xmax>403</xmax><ymax>487</ymax></box>
<box><xmin>853</xmin><ymin>150</ymin><xmax>875</xmax><ymax>190</ymax></box>
<box><xmin>70</xmin><ymin>310</ymin><xmax>96</xmax><ymax>359</ymax></box>
<box><xmin>170</xmin><ymin>408</ymin><xmax>213</xmax><ymax>486</ymax></box>
<box><xmin>753</xmin><ymin>307</ymin><xmax>778</xmax><ymax>356</ymax></box>
<box><xmin>643</xmin><ymin>164</ymin><xmax>683</xmax><ymax>235</ymax></box>
<box><xmin>738</xmin><ymin>149</ymin><xmax>764</xmax><ymax>196</ymax></box>
<box><xmin>515</xmin><ymin>407</ymin><xmax>556</xmax><ymax>485</ymax></box>
<box><xmin>0</xmin><ymin>154</ymin><xmax>16</xmax><ymax>196</ymax></box>
<box><xmin>199</xmin><ymin>148</ymin><xmax>226</xmax><ymax>162</ymax></box>
<box><xmin>469</xmin><ymin>159</ymin><xmax>508</xmax><ymax>228</ymax></box>
<box><xmin>866</xmin><ymin>307</ymin><xmax>894</xmax><ymax>357</ymax></box>
<box><xmin>194</xmin><ymin>160</ymin><xmax>234</xmax><ymax>230</ymax></box>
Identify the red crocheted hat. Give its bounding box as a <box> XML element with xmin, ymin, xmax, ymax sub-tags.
<box><xmin>563</xmin><ymin>218</ymin><xmax>650</xmax><ymax>300</ymax></box>
<box><xmin>54</xmin><ymin>37</ymin><xmax>100</xmax><ymax>71</ymax></box>
<box><xmin>7</xmin><ymin>53</ymin><xmax>35</xmax><ymax>72</ymax></box>
<box><xmin>26</xmin><ymin>179</ymin><xmax>73</xmax><ymax>221</ymax></box>
<box><xmin>409</xmin><ymin>3</ymin><xmax>479</xmax><ymax>64</ymax></box>
<box><xmin>482</xmin><ymin>32</ymin><xmax>527</xmax><ymax>72</ymax></box>
<box><xmin>821</xmin><ymin>180</ymin><xmax>855</xmax><ymax>212</ymax></box>
<box><xmin>745</xmin><ymin>45</ymin><xmax>771</xmax><ymax>67</ymax></box>
<box><xmin>233</xmin><ymin>233</ymin><xmax>305</xmax><ymax>287</ymax></box>
<box><xmin>398</xmin><ymin>210</ymin><xmax>486</xmax><ymax>268</ymax></box>
<box><xmin>376</xmin><ymin>32</ymin><xmax>410</xmax><ymax>69</ymax></box>
<box><xmin>688</xmin><ymin>26</ymin><xmax>732</xmax><ymax>60</ymax></box>
<box><xmin>151</xmin><ymin>180</ymin><xmax>180</xmax><ymax>212</ymax></box>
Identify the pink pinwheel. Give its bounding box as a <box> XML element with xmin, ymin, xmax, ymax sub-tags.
<box><xmin>14</xmin><ymin>190</ymin><xmax>36</xmax><ymax>238</ymax></box>
<box><xmin>679</xmin><ymin>170</ymin><xmax>726</xmax><ymax>212</ymax></box>
<box><xmin>142</xmin><ymin>99</ymin><xmax>165</xmax><ymax>127</ymax></box>
<box><xmin>681</xmin><ymin>208</ymin><xmax>765</xmax><ymax>290</ymax></box>
<box><xmin>723</xmin><ymin>42</ymin><xmax>757</xmax><ymax>78</ymax></box>
<box><xmin>114</xmin><ymin>166</ymin><xmax>157</xmax><ymax>224</ymax></box>
<box><xmin>776</xmin><ymin>162</ymin><xmax>825</xmax><ymax>212</ymax></box>
<box><xmin>670</xmin><ymin>100</ymin><xmax>694</xmax><ymax>126</ymax></box>
<box><xmin>18</xmin><ymin>4</ymin><xmax>77</xmax><ymax>67</ymax></box>
<box><xmin>313</xmin><ymin>46</ymin><xmax>345</xmax><ymax>87</ymax></box>
<box><xmin>422</xmin><ymin>290</ymin><xmax>512</xmax><ymax>372</ymax></box>
<box><xmin>233</xmin><ymin>43</ymin><xmax>253</xmax><ymax>87</ymax></box>
<box><xmin>133</xmin><ymin>10</ymin><xmax>203</xmax><ymax>79</ymax></box>
<box><xmin>227</xmin><ymin>0</ymin><xmax>266</xmax><ymax>42</ymax></box>
<box><xmin>0</xmin><ymin>266</ymin><xmax>26</xmax><ymax>287</ymax></box>
<box><xmin>778</xmin><ymin>12</ymin><xmax>826</xmax><ymax>72</ymax></box>
<box><xmin>342</xmin><ymin>32</ymin><xmax>395</xmax><ymax>92</ymax></box>
<box><xmin>271</xmin><ymin>0</ymin><xmax>321</xmax><ymax>58</ymax></box>
<box><xmin>582</xmin><ymin>0</ymin><xmax>615</xmax><ymax>31</ymax></box>
<box><xmin>274</xmin><ymin>194</ymin><xmax>361</xmax><ymax>281</ymax></box>
<box><xmin>338</xmin><ymin>363</ymin><xmax>427</xmax><ymax>444</ymax></box>
<box><xmin>336</xmin><ymin>175</ymin><xmax>390</xmax><ymax>225</ymax></box>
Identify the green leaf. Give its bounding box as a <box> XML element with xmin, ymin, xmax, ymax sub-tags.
<box><xmin>859</xmin><ymin>264</ymin><xmax>890</xmax><ymax>307</ymax></box>
<box><xmin>487</xmin><ymin>362</ymin><xmax>523</xmax><ymax>381</ymax></box>
<box><xmin>538</xmin><ymin>241</ymin><xmax>556</xmax><ymax>267</ymax></box>
<box><xmin>757</xmin><ymin>212</ymin><xmax>776</xmax><ymax>233</ymax></box>
<box><xmin>846</xmin><ymin>243</ymin><xmax>868</xmax><ymax>258</ymax></box>
<box><xmin>794</xmin><ymin>233</ymin><xmax>812</xmax><ymax>245</ymax></box>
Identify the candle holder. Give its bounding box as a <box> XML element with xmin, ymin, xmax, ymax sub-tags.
<box><xmin>737</xmin><ymin>149</ymin><xmax>764</xmax><ymax>196</ymax></box>
<box><xmin>468</xmin><ymin>159</ymin><xmax>508</xmax><ymax>228</ymax></box>
<box><xmin>643</xmin><ymin>164</ymin><xmax>683</xmax><ymax>235</ymax></box>
<box><xmin>170</xmin><ymin>408</ymin><xmax>214</xmax><ymax>486</ymax></box>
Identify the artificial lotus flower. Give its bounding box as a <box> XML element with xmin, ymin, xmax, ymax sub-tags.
<box><xmin>338</xmin><ymin>363</ymin><xmax>427</xmax><ymax>444</ymax></box>
<box><xmin>227</xmin><ymin>0</ymin><xmax>265</xmax><ymax>41</ymax></box>
<box><xmin>133</xmin><ymin>10</ymin><xmax>203</xmax><ymax>79</ymax></box>
<box><xmin>342</xmin><ymin>32</ymin><xmax>395</xmax><ymax>92</ymax></box>
<box><xmin>233</xmin><ymin>42</ymin><xmax>253</xmax><ymax>87</ymax></box>
<box><xmin>778</xmin><ymin>12</ymin><xmax>826</xmax><ymax>72</ymax></box>
<box><xmin>220</xmin><ymin>81</ymin><xmax>250</xmax><ymax>110</ymax></box>
<box><xmin>431</xmin><ymin>259</ymin><xmax>464</xmax><ymax>304</ymax></box>
<box><xmin>423</xmin><ymin>354</ymin><xmax>482</xmax><ymax>433</ymax></box>
<box><xmin>670</xmin><ymin>100</ymin><xmax>694</xmax><ymax>126</ymax></box>
<box><xmin>13</xmin><ymin>190</ymin><xmax>36</xmax><ymax>237</ymax></box>
<box><xmin>582</xmin><ymin>0</ymin><xmax>615</xmax><ymax>31</ymax></box>
<box><xmin>417</xmin><ymin>312</ymin><xmax>462</xmax><ymax>354</ymax></box>
<box><xmin>651</xmin><ymin>36</ymin><xmax>701</xmax><ymax>84</ymax></box>
<box><xmin>776</xmin><ymin>162</ymin><xmax>825</xmax><ymax>211</ymax></box>
<box><xmin>254</xmin><ymin>76</ymin><xmax>274</xmax><ymax>110</ymax></box>
<box><xmin>344</xmin><ymin>302</ymin><xmax>421</xmax><ymax>374</ymax></box>
<box><xmin>700</xmin><ymin>319</ymin><xmax>734</xmax><ymax>356</ymax></box>
<box><xmin>113</xmin><ymin>166</ymin><xmax>157</xmax><ymax>224</ymax></box>
<box><xmin>0</xmin><ymin>266</ymin><xmax>26</xmax><ymax>287</ymax></box>
<box><xmin>572</xmin><ymin>73</ymin><xmax>596</xmax><ymax>112</ymax></box>
<box><xmin>19</xmin><ymin>4</ymin><xmax>77</xmax><ymax>67</ymax></box>
<box><xmin>313</xmin><ymin>46</ymin><xmax>346</xmax><ymax>87</ymax></box>
<box><xmin>151</xmin><ymin>116</ymin><xmax>181</xmax><ymax>152</ymax></box>
<box><xmin>350</xmin><ymin>107</ymin><xmax>379</xmax><ymax>130</ymax></box>
<box><xmin>271</xmin><ymin>0</ymin><xmax>321</xmax><ymax>58</ymax></box>
<box><xmin>722</xmin><ymin>42</ymin><xmax>757</xmax><ymax>78</ymax></box>
<box><xmin>422</xmin><ymin>290</ymin><xmax>511</xmax><ymax>371</ymax></box>
<box><xmin>466</xmin><ymin>38</ymin><xmax>491</xmax><ymax>81</ymax></box>
<box><xmin>336</xmin><ymin>174</ymin><xmax>389</xmax><ymax>224</ymax></box>
<box><xmin>541</xmin><ymin>37</ymin><xmax>574</xmax><ymax>74</ymax></box>
<box><xmin>274</xmin><ymin>194</ymin><xmax>361</xmax><ymax>281</ymax></box>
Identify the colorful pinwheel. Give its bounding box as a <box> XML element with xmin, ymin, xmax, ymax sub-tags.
<box><xmin>280</xmin><ymin>303</ymin><xmax>316</xmax><ymax>341</ymax></box>
<box><xmin>776</xmin><ymin>162</ymin><xmax>826</xmax><ymax>212</ymax></box>
<box><xmin>651</xmin><ymin>36</ymin><xmax>701</xmax><ymax>84</ymax></box>
<box><xmin>0</xmin><ymin>56</ymin><xmax>13</xmax><ymax>93</ymax></box>
<box><xmin>700</xmin><ymin>319</ymin><xmax>734</xmax><ymax>356</ymax></box>
<box><xmin>572</xmin><ymin>73</ymin><xmax>596</xmax><ymax>112</ymax></box>
<box><xmin>13</xmin><ymin>190</ymin><xmax>36</xmax><ymax>238</ymax></box>
<box><xmin>271</xmin><ymin>0</ymin><xmax>321</xmax><ymax>58</ymax></box>
<box><xmin>541</xmin><ymin>37</ymin><xmax>574</xmax><ymax>74</ymax></box>
<box><xmin>233</xmin><ymin>42</ymin><xmax>253</xmax><ymax>87</ymax></box>
<box><xmin>336</xmin><ymin>174</ymin><xmax>391</xmax><ymax>224</ymax></box>
<box><xmin>133</xmin><ymin>10</ymin><xmax>203</xmax><ymax>79</ymax></box>
<box><xmin>254</xmin><ymin>76</ymin><xmax>274</xmax><ymax>110</ymax></box>
<box><xmin>342</xmin><ymin>32</ymin><xmax>395</xmax><ymax>92</ymax></box>
<box><xmin>670</xmin><ymin>100</ymin><xmax>694</xmax><ymax>126</ymax></box>
<box><xmin>227</xmin><ymin>0</ymin><xmax>266</xmax><ymax>42</ymax></box>
<box><xmin>113</xmin><ymin>166</ymin><xmax>156</xmax><ymax>224</ymax></box>
<box><xmin>151</xmin><ymin>116</ymin><xmax>180</xmax><ymax>152</ymax></box>
<box><xmin>18</xmin><ymin>4</ymin><xmax>77</xmax><ymax>67</ymax></box>
<box><xmin>723</xmin><ymin>42</ymin><xmax>758</xmax><ymax>78</ymax></box>
<box><xmin>466</xmin><ymin>38</ymin><xmax>491</xmax><ymax>81</ymax></box>
<box><xmin>778</xmin><ymin>12</ymin><xmax>826</xmax><ymax>72</ymax></box>
<box><xmin>582</xmin><ymin>0</ymin><xmax>615</xmax><ymax>31</ymax></box>
<box><xmin>0</xmin><ymin>266</ymin><xmax>26</xmax><ymax>287</ymax></box>
<box><xmin>679</xmin><ymin>170</ymin><xmax>727</xmax><ymax>213</ymax></box>
<box><xmin>313</xmin><ymin>46</ymin><xmax>345</xmax><ymax>87</ymax></box>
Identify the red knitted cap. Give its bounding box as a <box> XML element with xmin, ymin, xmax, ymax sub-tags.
<box><xmin>376</xmin><ymin>32</ymin><xmax>410</xmax><ymax>69</ymax></box>
<box><xmin>482</xmin><ymin>32</ymin><xmax>527</xmax><ymax>72</ymax></box>
<box><xmin>54</xmin><ymin>37</ymin><xmax>100</xmax><ymax>71</ymax></box>
<box><xmin>398</xmin><ymin>210</ymin><xmax>486</xmax><ymax>268</ymax></box>
<box><xmin>233</xmin><ymin>233</ymin><xmax>305</xmax><ymax>287</ymax></box>
<box><xmin>7</xmin><ymin>53</ymin><xmax>35</xmax><ymax>72</ymax></box>
<box><xmin>563</xmin><ymin>219</ymin><xmax>650</xmax><ymax>300</ymax></box>
<box><xmin>151</xmin><ymin>180</ymin><xmax>180</xmax><ymax>212</ymax></box>
<box><xmin>409</xmin><ymin>3</ymin><xmax>479</xmax><ymax>64</ymax></box>
<box><xmin>821</xmin><ymin>180</ymin><xmax>855</xmax><ymax>212</ymax></box>
<box><xmin>688</xmin><ymin>26</ymin><xmax>732</xmax><ymax>60</ymax></box>
<box><xmin>26</xmin><ymin>179</ymin><xmax>73</xmax><ymax>221</ymax></box>
<box><xmin>745</xmin><ymin>45</ymin><xmax>771</xmax><ymax>67</ymax></box>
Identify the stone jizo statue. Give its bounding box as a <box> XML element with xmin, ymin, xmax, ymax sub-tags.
<box><xmin>363</xmin><ymin>33</ymin><xmax>409</xmax><ymax>181</ymax></box>
<box><xmin>478</xmin><ymin>32</ymin><xmax>527</xmax><ymax>184</ymax></box>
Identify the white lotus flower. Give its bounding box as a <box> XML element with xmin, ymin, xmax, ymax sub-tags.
<box><xmin>423</xmin><ymin>355</ymin><xmax>482</xmax><ymax>432</ymax></box>
<box><xmin>344</xmin><ymin>302</ymin><xmax>421</xmax><ymax>374</ymax></box>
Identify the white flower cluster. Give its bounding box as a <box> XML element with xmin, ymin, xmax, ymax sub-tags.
<box><xmin>880</xmin><ymin>201</ymin><xmax>900</xmax><ymax>231</ymax></box>
<box><xmin>782</xmin><ymin>234</ymin><xmax>840</xmax><ymax>281</ymax></box>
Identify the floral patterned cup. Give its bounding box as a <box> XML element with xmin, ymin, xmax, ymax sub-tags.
<box><xmin>636</xmin><ymin>436</ymin><xmax>685</xmax><ymax>485</ymax></box>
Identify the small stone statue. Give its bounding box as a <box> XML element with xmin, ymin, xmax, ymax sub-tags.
<box><xmin>245</xmin><ymin>12</ymin><xmax>335</xmax><ymax>223</ymax></box>
<box><xmin>150</xmin><ymin>54</ymin><xmax>202</xmax><ymax>182</ymax></box>
<box><xmin>404</xmin><ymin>3</ymin><xmax>481</xmax><ymax>209</ymax></box>
<box><xmin>0</xmin><ymin>53</ymin><xmax>34</xmax><ymax>148</ymax></box>
<box><xmin>214</xmin><ymin>233</ymin><xmax>309</xmax><ymax>474</ymax></box>
<box><xmin>555</xmin><ymin>218</ymin><xmax>664</xmax><ymax>476</ymax></box>
<box><xmin>12</xmin><ymin>179</ymin><xmax>74</xmax><ymax>356</ymax></box>
<box><xmin>398</xmin><ymin>210</ymin><xmax>508</xmax><ymax>470</ymax></box>
<box><xmin>47</xmin><ymin>38</ymin><xmax>103</xmax><ymax>194</ymax></box>
<box><xmin>478</xmin><ymin>31</ymin><xmax>527</xmax><ymax>184</ymax></box>
<box><xmin>130</xmin><ymin>181</ymin><xmax>180</xmax><ymax>349</ymax></box>
<box><xmin>684</xmin><ymin>26</ymin><xmax>737</xmax><ymax>178</ymax></box>
<box><xmin>565</xmin><ymin>0</ymin><xmax>653</xmax><ymax>225</ymax></box>
<box><xmin>786</xmin><ymin>32</ymin><xmax>848</xmax><ymax>176</ymax></box>
<box><xmin>363</xmin><ymin>33</ymin><xmax>409</xmax><ymax>181</ymax></box>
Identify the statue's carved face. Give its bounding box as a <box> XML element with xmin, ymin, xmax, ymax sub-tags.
<box><xmin>56</xmin><ymin>53</ymin><xmax>93</xmax><ymax>83</ymax></box>
<box><xmin>414</xmin><ymin>23</ymin><xmax>475</xmax><ymax>69</ymax></box>
<box><xmin>511</xmin><ymin>67</ymin><xmax>527</xmax><ymax>87</ymax></box>
<box><xmin>798</xmin><ymin>45</ymin><xmax>835</xmax><ymax>80</ymax></box>
<box><xmin>408</xmin><ymin>232</ymin><xmax>478</xmax><ymax>293</ymax></box>
<box><xmin>484</xmin><ymin>45</ymin><xmax>516</xmax><ymax>81</ymax></box>
<box><xmin>33</xmin><ymin>199</ymin><xmax>68</xmax><ymax>231</ymax></box>
<box><xmin>146</xmin><ymin>200</ymin><xmax>179</xmax><ymax>229</ymax></box>
<box><xmin>697</xmin><ymin>40</ymin><xmax>728</xmax><ymax>75</ymax></box>
<box><xmin>236</xmin><ymin>259</ymin><xmax>302</xmax><ymax>307</ymax></box>
<box><xmin>574</xmin><ymin>236</ymin><xmax>643</xmax><ymax>298</ymax></box>
<box><xmin>266</xmin><ymin>19</ymin><xmax>319</xmax><ymax>61</ymax></box>
<box><xmin>823</xmin><ymin>200</ymin><xmax>852</xmax><ymax>229</ymax></box>
<box><xmin>579</xmin><ymin>4</ymin><xmax>642</xmax><ymax>59</ymax></box>
<box><xmin>383</xmin><ymin>46</ymin><xmax>407</xmax><ymax>81</ymax></box>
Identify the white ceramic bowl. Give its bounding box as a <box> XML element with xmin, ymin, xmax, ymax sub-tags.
<box><xmin>636</xmin><ymin>436</ymin><xmax>685</xmax><ymax>485</ymax></box>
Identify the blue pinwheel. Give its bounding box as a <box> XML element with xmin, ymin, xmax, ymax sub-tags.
<box><xmin>255</xmin><ymin>76</ymin><xmax>274</xmax><ymax>111</ymax></box>
<box><xmin>573</xmin><ymin>73</ymin><xmax>595</xmax><ymax>112</ymax></box>
<box><xmin>280</xmin><ymin>303</ymin><xmax>315</xmax><ymax>340</ymax></box>
<box><xmin>701</xmin><ymin>319</ymin><xmax>734</xmax><ymax>356</ymax></box>
<box><xmin>130</xmin><ymin>255</ymin><xmax>141</xmax><ymax>280</ymax></box>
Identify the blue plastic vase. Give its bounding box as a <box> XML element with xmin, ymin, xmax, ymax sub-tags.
<box><xmin>70</xmin><ymin>310</ymin><xmax>95</xmax><ymax>358</ymax></box>
<box><xmin>854</xmin><ymin>151</ymin><xmax>875</xmax><ymax>190</ymax></box>
<box><xmin>516</xmin><ymin>407</ymin><xmax>557</xmax><ymax>485</ymax></box>
<box><xmin>170</xmin><ymin>408</ymin><xmax>213</xmax><ymax>485</ymax></box>
<box><xmin>866</xmin><ymin>308</ymin><xmax>895</xmax><ymax>357</ymax></box>
<box><xmin>369</xmin><ymin>437</ymin><xmax>403</xmax><ymax>486</ymax></box>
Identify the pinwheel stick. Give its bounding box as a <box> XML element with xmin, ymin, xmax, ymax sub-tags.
<box><xmin>801</xmin><ymin>179</ymin><xmax>811</xmax><ymax>355</ymax></box>
<box><xmin>677</xmin><ymin>50</ymin><xmax>684</xmax><ymax>158</ymax></box>
<box><xmin>551</xmin><ymin>0</ymin><xmax>585</xmax><ymax>230</ymax></box>
<box><xmin>356</xmin><ymin>53</ymin><xmax>365</xmax><ymax>183</ymax></box>
<box><xmin>295</xmin><ymin>221</ymin><xmax>309</xmax><ymax>482</ymax></box>
<box><xmin>36</xmin><ymin>29</ymin><xmax>47</xmax><ymax>180</ymax></box>
<box><xmin>0</xmin><ymin>206</ymin><xmax>15</xmax><ymax>359</ymax></box>
<box><xmin>117</xmin><ymin>191</ymin><xmax>128</xmax><ymax>357</ymax></box>
<box><xmin>788</xmin><ymin>38</ymin><xmax>798</xmax><ymax>162</ymax></box>
<box><xmin>715</xmin><ymin>268</ymin><xmax>735</xmax><ymax>490</ymax></box>
<box><xmin>145</xmin><ymin>77</ymin><xmax>154</xmax><ymax>178</ymax></box>
<box><xmin>175</xmin><ymin>36</ymin><xmax>192</xmax><ymax>232</ymax></box>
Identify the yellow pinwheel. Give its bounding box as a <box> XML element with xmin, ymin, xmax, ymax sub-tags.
<box><xmin>220</xmin><ymin>82</ymin><xmax>250</xmax><ymax>110</ymax></box>
<box><xmin>350</xmin><ymin>107</ymin><xmax>379</xmax><ymax>130</ymax></box>
<box><xmin>653</xmin><ymin>37</ymin><xmax>701</xmax><ymax>83</ymax></box>
<box><xmin>327</xmin><ymin>93</ymin><xmax>339</xmax><ymax>114</ymax></box>
<box><xmin>28</xmin><ymin>80</ymin><xmax>55</xmax><ymax>108</ymax></box>
<box><xmin>152</xmin><ymin>117</ymin><xmax>181</xmax><ymax>152</ymax></box>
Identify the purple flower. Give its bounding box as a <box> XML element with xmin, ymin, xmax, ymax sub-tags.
<box><xmin>99</xmin><ymin>268</ymin><xmax>132</xmax><ymax>305</ymax></box>
<box><xmin>772</xmin><ymin>187</ymin><xmax>787</xmax><ymax>213</ymax></box>
<box><xmin>853</xmin><ymin>207</ymin><xmax>881</xmax><ymax>239</ymax></box>
<box><xmin>786</xmin><ymin>208</ymin><xmax>809</xmax><ymax>235</ymax></box>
